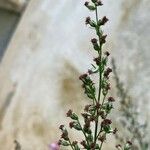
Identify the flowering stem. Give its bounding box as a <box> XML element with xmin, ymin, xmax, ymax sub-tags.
<box><xmin>58</xmin><ymin>1</ymin><xmax>126</xmax><ymax>150</ymax></box>
<box><xmin>94</xmin><ymin>5</ymin><xmax>103</xmax><ymax>144</ymax></box>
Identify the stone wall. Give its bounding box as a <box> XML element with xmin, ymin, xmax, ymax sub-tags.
<box><xmin>0</xmin><ymin>0</ymin><xmax>29</xmax><ymax>12</ymax></box>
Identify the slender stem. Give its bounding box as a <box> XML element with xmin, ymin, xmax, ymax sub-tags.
<box><xmin>94</xmin><ymin>6</ymin><xmax>103</xmax><ymax>144</ymax></box>
<box><xmin>99</xmin><ymin>140</ymin><xmax>104</xmax><ymax>150</ymax></box>
<box><xmin>68</xmin><ymin>139</ymin><xmax>74</xmax><ymax>150</ymax></box>
<box><xmin>96</xmin><ymin>126</ymin><xmax>103</xmax><ymax>140</ymax></box>
<box><xmin>77</xmin><ymin>120</ymin><xmax>90</xmax><ymax>148</ymax></box>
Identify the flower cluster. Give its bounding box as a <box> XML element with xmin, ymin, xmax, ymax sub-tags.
<box><xmin>58</xmin><ymin>0</ymin><xmax>132</xmax><ymax>150</ymax></box>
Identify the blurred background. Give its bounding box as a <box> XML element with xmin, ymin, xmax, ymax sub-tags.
<box><xmin>0</xmin><ymin>0</ymin><xmax>149</xmax><ymax>149</ymax></box>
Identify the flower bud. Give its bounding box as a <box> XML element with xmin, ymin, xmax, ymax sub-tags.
<box><xmin>80</xmin><ymin>140</ymin><xmax>87</xmax><ymax>148</ymax></box>
<box><xmin>108</xmin><ymin>97</ymin><xmax>115</xmax><ymax>102</ymax></box>
<box><xmin>59</xmin><ymin>125</ymin><xmax>64</xmax><ymax>130</ymax></box>
<box><xmin>96</xmin><ymin>0</ymin><xmax>103</xmax><ymax>6</ymax></box>
<box><xmin>104</xmin><ymin>51</ymin><xmax>110</xmax><ymax>56</ymax></box>
<box><xmin>93</xmin><ymin>57</ymin><xmax>100</xmax><ymax>65</ymax></box>
<box><xmin>84</xmin><ymin>1</ymin><xmax>89</xmax><ymax>6</ymax></box>
<box><xmin>66</xmin><ymin>109</ymin><xmax>72</xmax><ymax>117</ymax></box>
<box><xmin>98</xmin><ymin>16</ymin><xmax>109</xmax><ymax>26</ymax></box>
<box><xmin>98</xmin><ymin>134</ymin><xmax>106</xmax><ymax>142</ymax></box>
<box><xmin>69</xmin><ymin>122</ymin><xmax>75</xmax><ymax>128</ymax></box>
<box><xmin>85</xmin><ymin>16</ymin><xmax>91</xmax><ymax>25</ymax></box>
<box><xmin>79</xmin><ymin>74</ymin><xmax>88</xmax><ymax>80</ymax></box>
<box><xmin>100</xmin><ymin>35</ymin><xmax>107</xmax><ymax>44</ymax></box>
<box><xmin>72</xmin><ymin>141</ymin><xmax>78</xmax><ymax>146</ymax></box>
<box><xmin>113</xmin><ymin>128</ymin><xmax>118</xmax><ymax>134</ymax></box>
<box><xmin>91</xmin><ymin>38</ymin><xmax>97</xmax><ymax>44</ymax></box>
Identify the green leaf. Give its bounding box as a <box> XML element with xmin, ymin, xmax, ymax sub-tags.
<box><xmin>86</xmin><ymin>5</ymin><xmax>96</xmax><ymax>11</ymax></box>
<box><xmin>71</xmin><ymin>113</ymin><xmax>78</xmax><ymax>120</ymax></box>
<box><xmin>61</xmin><ymin>141</ymin><xmax>70</xmax><ymax>146</ymax></box>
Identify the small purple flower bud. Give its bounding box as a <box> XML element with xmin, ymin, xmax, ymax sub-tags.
<box><xmin>116</xmin><ymin>144</ymin><xmax>122</xmax><ymax>148</ymax></box>
<box><xmin>99</xmin><ymin>16</ymin><xmax>109</xmax><ymax>25</ymax></box>
<box><xmin>61</xmin><ymin>131</ymin><xmax>69</xmax><ymax>141</ymax></box>
<box><xmin>98</xmin><ymin>134</ymin><xmax>106</xmax><ymax>142</ymax></box>
<box><xmin>113</xmin><ymin>128</ymin><xmax>118</xmax><ymax>134</ymax></box>
<box><xmin>100</xmin><ymin>35</ymin><xmax>107</xmax><ymax>44</ymax></box>
<box><xmin>84</xmin><ymin>1</ymin><xmax>89</xmax><ymax>6</ymax></box>
<box><xmin>93</xmin><ymin>57</ymin><xmax>100</xmax><ymax>65</ymax></box>
<box><xmin>66</xmin><ymin>109</ymin><xmax>72</xmax><ymax>117</ymax></box>
<box><xmin>91</xmin><ymin>38</ymin><xmax>97</xmax><ymax>44</ymax></box>
<box><xmin>69</xmin><ymin>122</ymin><xmax>75</xmax><ymax>128</ymax></box>
<box><xmin>101</xmin><ymin>119</ymin><xmax>112</xmax><ymax>127</ymax></box>
<box><xmin>108</xmin><ymin>97</ymin><xmax>115</xmax><ymax>102</ymax></box>
<box><xmin>49</xmin><ymin>142</ymin><xmax>60</xmax><ymax>150</ymax></box>
<box><xmin>96</xmin><ymin>0</ymin><xmax>103</xmax><ymax>6</ymax></box>
<box><xmin>80</xmin><ymin>140</ymin><xmax>87</xmax><ymax>148</ymax></box>
<box><xmin>79</xmin><ymin>74</ymin><xmax>88</xmax><ymax>80</ymax></box>
<box><xmin>72</xmin><ymin>141</ymin><xmax>78</xmax><ymax>146</ymax></box>
<box><xmin>59</xmin><ymin>125</ymin><xmax>64</xmax><ymax>130</ymax></box>
<box><xmin>104</xmin><ymin>51</ymin><xmax>110</xmax><ymax>56</ymax></box>
<box><xmin>84</xmin><ymin>105</ymin><xmax>91</xmax><ymax>112</ymax></box>
<box><xmin>127</xmin><ymin>141</ymin><xmax>132</xmax><ymax>145</ymax></box>
<box><xmin>88</xmin><ymin>69</ymin><xmax>93</xmax><ymax>75</ymax></box>
<box><xmin>90</xmin><ymin>142</ymin><xmax>96</xmax><ymax>149</ymax></box>
<box><xmin>85</xmin><ymin>16</ymin><xmax>91</xmax><ymax>25</ymax></box>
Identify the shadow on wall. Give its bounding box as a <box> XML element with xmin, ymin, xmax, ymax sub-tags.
<box><xmin>0</xmin><ymin>8</ymin><xmax>20</xmax><ymax>62</ymax></box>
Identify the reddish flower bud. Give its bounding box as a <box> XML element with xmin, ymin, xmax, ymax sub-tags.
<box><xmin>69</xmin><ymin>122</ymin><xmax>74</xmax><ymax>128</ymax></box>
<box><xmin>61</xmin><ymin>131</ymin><xmax>69</xmax><ymax>140</ymax></box>
<box><xmin>104</xmin><ymin>51</ymin><xmax>110</xmax><ymax>56</ymax></box>
<box><xmin>116</xmin><ymin>144</ymin><xmax>122</xmax><ymax>148</ymax></box>
<box><xmin>80</xmin><ymin>140</ymin><xmax>87</xmax><ymax>148</ymax></box>
<box><xmin>104</xmin><ymin>68</ymin><xmax>112</xmax><ymax>78</ymax></box>
<box><xmin>89</xmin><ymin>116</ymin><xmax>96</xmax><ymax>122</ymax></box>
<box><xmin>72</xmin><ymin>141</ymin><xmax>78</xmax><ymax>146</ymax></box>
<box><xmin>91</xmin><ymin>38</ymin><xmax>97</xmax><ymax>44</ymax></box>
<box><xmin>90</xmin><ymin>142</ymin><xmax>95</xmax><ymax>149</ymax></box>
<box><xmin>88</xmin><ymin>69</ymin><xmax>93</xmax><ymax>75</ymax></box>
<box><xmin>58</xmin><ymin>140</ymin><xmax>62</xmax><ymax>145</ymax></box>
<box><xmin>100</xmin><ymin>35</ymin><xmax>107</xmax><ymax>44</ymax></box>
<box><xmin>66</xmin><ymin>109</ymin><xmax>72</xmax><ymax>117</ymax></box>
<box><xmin>127</xmin><ymin>141</ymin><xmax>132</xmax><ymax>145</ymax></box>
<box><xmin>96</xmin><ymin>0</ymin><xmax>103</xmax><ymax>6</ymax></box>
<box><xmin>93</xmin><ymin>57</ymin><xmax>100</xmax><ymax>65</ymax></box>
<box><xmin>84</xmin><ymin>105</ymin><xmax>91</xmax><ymax>112</ymax></box>
<box><xmin>100</xmin><ymin>16</ymin><xmax>109</xmax><ymax>25</ymax></box>
<box><xmin>85</xmin><ymin>16</ymin><xmax>91</xmax><ymax>25</ymax></box>
<box><xmin>107</xmin><ymin>67</ymin><xmax>112</xmax><ymax>73</ymax></box>
<box><xmin>59</xmin><ymin>125</ymin><xmax>64</xmax><ymax>130</ymax></box>
<box><xmin>84</xmin><ymin>1</ymin><xmax>89</xmax><ymax>7</ymax></box>
<box><xmin>105</xmin><ymin>83</ymin><xmax>111</xmax><ymax>91</ymax></box>
<box><xmin>79</xmin><ymin>73</ymin><xmax>88</xmax><ymax>80</ymax></box>
<box><xmin>81</xmin><ymin>113</ymin><xmax>89</xmax><ymax>119</ymax></box>
<box><xmin>108</xmin><ymin>97</ymin><xmax>115</xmax><ymax>102</ymax></box>
<box><xmin>101</xmin><ymin>119</ymin><xmax>112</xmax><ymax>127</ymax></box>
<box><xmin>98</xmin><ymin>134</ymin><xmax>106</xmax><ymax>142</ymax></box>
<box><xmin>98</xmin><ymin>111</ymin><xmax>105</xmax><ymax>119</ymax></box>
<box><xmin>113</xmin><ymin>128</ymin><xmax>118</xmax><ymax>134</ymax></box>
<box><xmin>95</xmin><ymin>102</ymin><xmax>101</xmax><ymax>109</ymax></box>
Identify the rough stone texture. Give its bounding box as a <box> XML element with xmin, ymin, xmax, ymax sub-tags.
<box><xmin>0</xmin><ymin>0</ymin><xmax>149</xmax><ymax>149</ymax></box>
<box><xmin>0</xmin><ymin>0</ymin><xmax>29</xmax><ymax>12</ymax></box>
